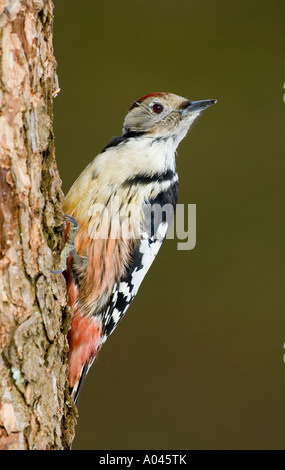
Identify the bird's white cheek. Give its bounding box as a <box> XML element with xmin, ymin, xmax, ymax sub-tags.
<box><xmin>183</xmin><ymin>111</ymin><xmax>201</xmax><ymax>129</ymax></box>
<box><xmin>177</xmin><ymin>112</ymin><xmax>201</xmax><ymax>142</ymax></box>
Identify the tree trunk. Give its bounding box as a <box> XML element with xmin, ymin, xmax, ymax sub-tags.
<box><xmin>0</xmin><ymin>0</ymin><xmax>76</xmax><ymax>450</ymax></box>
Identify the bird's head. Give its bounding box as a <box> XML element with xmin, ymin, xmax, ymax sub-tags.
<box><xmin>123</xmin><ymin>92</ymin><xmax>216</xmax><ymax>145</ymax></box>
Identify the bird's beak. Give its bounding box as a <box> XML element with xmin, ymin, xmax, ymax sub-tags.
<box><xmin>186</xmin><ymin>99</ymin><xmax>217</xmax><ymax>113</ymax></box>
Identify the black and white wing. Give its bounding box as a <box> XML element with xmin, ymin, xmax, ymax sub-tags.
<box><xmin>101</xmin><ymin>183</ymin><xmax>178</xmax><ymax>343</ymax></box>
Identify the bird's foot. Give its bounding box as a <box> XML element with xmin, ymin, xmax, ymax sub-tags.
<box><xmin>51</xmin><ymin>214</ymin><xmax>79</xmax><ymax>274</ymax></box>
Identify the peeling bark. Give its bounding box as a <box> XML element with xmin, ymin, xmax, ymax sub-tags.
<box><xmin>0</xmin><ymin>0</ymin><xmax>76</xmax><ymax>450</ymax></box>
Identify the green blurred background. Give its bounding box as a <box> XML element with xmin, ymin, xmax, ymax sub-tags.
<box><xmin>53</xmin><ymin>0</ymin><xmax>285</xmax><ymax>449</ymax></box>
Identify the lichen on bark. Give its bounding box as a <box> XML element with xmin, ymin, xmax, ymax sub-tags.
<box><xmin>0</xmin><ymin>0</ymin><xmax>76</xmax><ymax>450</ymax></box>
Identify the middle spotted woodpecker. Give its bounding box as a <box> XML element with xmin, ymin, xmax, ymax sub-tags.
<box><xmin>54</xmin><ymin>92</ymin><xmax>216</xmax><ymax>402</ymax></box>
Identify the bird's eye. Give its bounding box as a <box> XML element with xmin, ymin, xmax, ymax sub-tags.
<box><xmin>152</xmin><ymin>103</ymin><xmax>164</xmax><ymax>114</ymax></box>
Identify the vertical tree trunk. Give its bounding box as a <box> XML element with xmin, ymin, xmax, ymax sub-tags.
<box><xmin>0</xmin><ymin>0</ymin><xmax>76</xmax><ymax>449</ymax></box>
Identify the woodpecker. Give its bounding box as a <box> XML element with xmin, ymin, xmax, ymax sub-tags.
<box><xmin>55</xmin><ymin>92</ymin><xmax>216</xmax><ymax>402</ymax></box>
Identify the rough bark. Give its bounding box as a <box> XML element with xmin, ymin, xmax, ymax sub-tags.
<box><xmin>0</xmin><ymin>0</ymin><xmax>77</xmax><ymax>450</ymax></box>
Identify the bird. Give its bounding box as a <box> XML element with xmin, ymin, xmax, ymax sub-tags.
<box><xmin>54</xmin><ymin>92</ymin><xmax>216</xmax><ymax>403</ymax></box>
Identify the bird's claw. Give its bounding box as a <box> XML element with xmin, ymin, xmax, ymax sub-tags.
<box><xmin>51</xmin><ymin>214</ymin><xmax>79</xmax><ymax>274</ymax></box>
